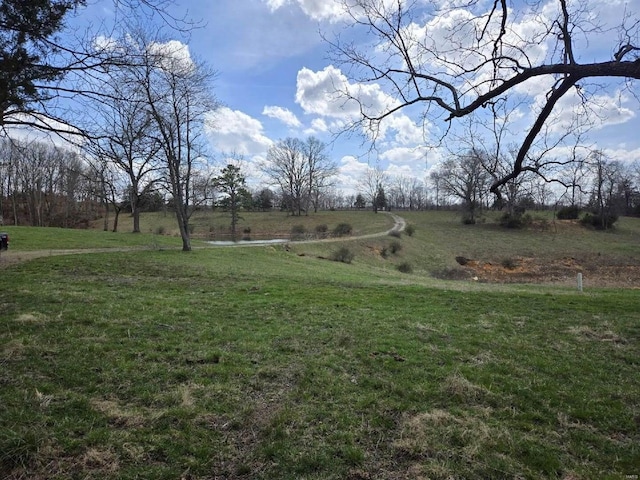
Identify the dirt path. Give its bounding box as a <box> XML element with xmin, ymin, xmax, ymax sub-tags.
<box><xmin>0</xmin><ymin>212</ymin><xmax>407</xmax><ymax>267</ymax></box>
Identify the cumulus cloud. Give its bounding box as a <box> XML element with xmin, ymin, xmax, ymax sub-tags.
<box><xmin>148</xmin><ymin>40</ymin><xmax>194</xmax><ymax>73</ymax></box>
<box><xmin>296</xmin><ymin>65</ymin><xmax>397</xmax><ymax>120</ymax></box>
<box><xmin>531</xmin><ymin>88</ymin><xmax>636</xmax><ymax>135</ymax></box>
<box><xmin>385</xmin><ymin>163</ymin><xmax>419</xmax><ymax>178</ymax></box>
<box><xmin>304</xmin><ymin>118</ymin><xmax>329</xmax><ymax>136</ymax></box>
<box><xmin>295</xmin><ymin>65</ymin><xmax>430</xmax><ymax>145</ymax></box>
<box><xmin>334</xmin><ymin>155</ymin><xmax>371</xmax><ymax>193</ymax></box>
<box><xmin>264</xmin><ymin>0</ymin><xmax>346</xmax><ymax>22</ymax></box>
<box><xmin>264</xmin><ymin>0</ymin><xmax>415</xmax><ymax>23</ymax></box>
<box><xmin>206</xmin><ymin>107</ymin><xmax>274</xmax><ymax>157</ymax></box>
<box><xmin>380</xmin><ymin>146</ymin><xmax>428</xmax><ymax>165</ymax></box>
<box><xmin>262</xmin><ymin>106</ymin><xmax>302</xmax><ymax>128</ymax></box>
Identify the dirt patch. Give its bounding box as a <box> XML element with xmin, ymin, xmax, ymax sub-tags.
<box><xmin>452</xmin><ymin>255</ymin><xmax>640</xmax><ymax>288</ymax></box>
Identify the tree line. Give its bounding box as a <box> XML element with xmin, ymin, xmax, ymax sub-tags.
<box><xmin>3</xmin><ymin>134</ymin><xmax>639</xmax><ymax>232</ymax></box>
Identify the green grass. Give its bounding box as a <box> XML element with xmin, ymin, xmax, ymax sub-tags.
<box><xmin>0</xmin><ymin>225</ymin><xmax>186</xmax><ymax>251</ymax></box>
<box><xmin>1</xmin><ymin>211</ymin><xmax>639</xmax><ymax>479</ymax></box>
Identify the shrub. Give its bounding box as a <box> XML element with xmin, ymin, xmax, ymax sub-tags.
<box><xmin>404</xmin><ymin>224</ymin><xmax>415</xmax><ymax>236</ymax></box>
<box><xmin>388</xmin><ymin>230</ymin><xmax>401</xmax><ymax>238</ymax></box>
<box><xmin>455</xmin><ymin>256</ymin><xmax>469</xmax><ymax>266</ymax></box>
<box><xmin>389</xmin><ymin>240</ymin><xmax>402</xmax><ymax>254</ymax></box>
<box><xmin>155</xmin><ymin>225</ymin><xmax>166</xmax><ymax>235</ymax></box>
<box><xmin>499</xmin><ymin>212</ymin><xmax>532</xmax><ymax>229</ymax></box>
<box><xmin>291</xmin><ymin>224</ymin><xmax>306</xmax><ymax>240</ymax></box>
<box><xmin>333</xmin><ymin>223</ymin><xmax>353</xmax><ymax>237</ymax></box>
<box><xmin>380</xmin><ymin>246</ymin><xmax>389</xmax><ymax>258</ymax></box>
<box><xmin>397</xmin><ymin>262</ymin><xmax>413</xmax><ymax>273</ymax></box>
<box><xmin>501</xmin><ymin>258</ymin><xmax>518</xmax><ymax>270</ymax></box>
<box><xmin>557</xmin><ymin>205</ymin><xmax>580</xmax><ymax>220</ymax></box>
<box><xmin>315</xmin><ymin>224</ymin><xmax>328</xmax><ymax>238</ymax></box>
<box><xmin>332</xmin><ymin>247</ymin><xmax>355</xmax><ymax>264</ymax></box>
<box><xmin>580</xmin><ymin>213</ymin><xmax>618</xmax><ymax>230</ymax></box>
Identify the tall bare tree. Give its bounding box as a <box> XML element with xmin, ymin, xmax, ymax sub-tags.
<box><xmin>84</xmin><ymin>68</ymin><xmax>162</xmax><ymax>233</ymax></box>
<box><xmin>122</xmin><ymin>32</ymin><xmax>217</xmax><ymax>251</ymax></box>
<box><xmin>433</xmin><ymin>152</ymin><xmax>491</xmax><ymax>223</ymax></box>
<box><xmin>264</xmin><ymin>138</ymin><xmax>308</xmax><ymax>216</ymax></box>
<box><xmin>263</xmin><ymin>137</ymin><xmax>336</xmax><ymax>216</ymax></box>
<box><xmin>331</xmin><ymin>0</ymin><xmax>640</xmax><ymax>201</ymax></box>
<box><xmin>303</xmin><ymin>137</ymin><xmax>337</xmax><ymax>213</ymax></box>
<box><xmin>359</xmin><ymin>165</ymin><xmax>387</xmax><ymax>213</ymax></box>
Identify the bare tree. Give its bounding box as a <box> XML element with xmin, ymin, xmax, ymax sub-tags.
<box><xmin>359</xmin><ymin>165</ymin><xmax>387</xmax><ymax>212</ymax></box>
<box><xmin>588</xmin><ymin>150</ymin><xmax>622</xmax><ymax>228</ymax></box>
<box><xmin>433</xmin><ymin>152</ymin><xmax>491</xmax><ymax>223</ymax></box>
<box><xmin>264</xmin><ymin>138</ymin><xmax>309</xmax><ymax>216</ymax></box>
<box><xmin>263</xmin><ymin>137</ymin><xmax>336</xmax><ymax>216</ymax></box>
<box><xmin>84</xmin><ymin>69</ymin><xmax>162</xmax><ymax>233</ymax></box>
<box><xmin>0</xmin><ymin>138</ymin><xmax>94</xmax><ymax>227</ymax></box>
<box><xmin>123</xmin><ymin>31</ymin><xmax>217</xmax><ymax>251</ymax></box>
<box><xmin>331</xmin><ymin>0</ymin><xmax>640</xmax><ymax>200</ymax></box>
<box><xmin>429</xmin><ymin>170</ymin><xmax>443</xmax><ymax>210</ymax></box>
<box><xmin>85</xmin><ymin>155</ymin><xmax>126</xmax><ymax>232</ymax></box>
<box><xmin>304</xmin><ymin>137</ymin><xmax>337</xmax><ymax>213</ymax></box>
<box><xmin>408</xmin><ymin>177</ymin><xmax>426</xmax><ymax>210</ymax></box>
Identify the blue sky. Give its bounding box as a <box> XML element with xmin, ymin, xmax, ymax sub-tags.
<box><xmin>70</xmin><ymin>0</ymin><xmax>640</xmax><ymax>195</ymax></box>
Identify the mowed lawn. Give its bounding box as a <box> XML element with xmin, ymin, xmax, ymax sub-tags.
<box><xmin>1</xmin><ymin>212</ymin><xmax>639</xmax><ymax>479</ymax></box>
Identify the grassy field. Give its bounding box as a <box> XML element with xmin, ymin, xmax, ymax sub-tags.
<box><xmin>1</xmin><ymin>210</ymin><xmax>639</xmax><ymax>479</ymax></box>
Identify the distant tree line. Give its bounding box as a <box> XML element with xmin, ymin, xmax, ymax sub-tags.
<box><xmin>425</xmin><ymin>149</ymin><xmax>640</xmax><ymax>228</ymax></box>
<box><xmin>2</xmin><ymin>136</ymin><xmax>638</xmax><ymax>231</ymax></box>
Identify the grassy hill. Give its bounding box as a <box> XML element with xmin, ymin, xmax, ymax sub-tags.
<box><xmin>1</xmin><ymin>210</ymin><xmax>639</xmax><ymax>479</ymax></box>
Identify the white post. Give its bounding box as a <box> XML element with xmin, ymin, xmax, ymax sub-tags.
<box><xmin>577</xmin><ymin>273</ymin><xmax>583</xmax><ymax>292</ymax></box>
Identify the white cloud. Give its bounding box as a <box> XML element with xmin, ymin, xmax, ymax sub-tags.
<box><xmin>148</xmin><ymin>40</ymin><xmax>194</xmax><ymax>73</ymax></box>
<box><xmin>206</xmin><ymin>107</ymin><xmax>274</xmax><ymax>157</ymax></box>
<box><xmin>264</xmin><ymin>0</ymin><xmax>346</xmax><ymax>22</ymax></box>
<box><xmin>601</xmin><ymin>147</ymin><xmax>640</xmax><ymax>164</ymax></box>
<box><xmin>334</xmin><ymin>155</ymin><xmax>371</xmax><ymax>193</ymax></box>
<box><xmin>379</xmin><ymin>146</ymin><xmax>428</xmax><ymax>165</ymax></box>
<box><xmin>262</xmin><ymin>106</ymin><xmax>302</xmax><ymax>128</ymax></box>
<box><xmin>296</xmin><ymin>65</ymin><xmax>429</xmax><ymax>144</ymax></box>
<box><xmin>304</xmin><ymin>118</ymin><xmax>329</xmax><ymax>135</ymax></box>
<box><xmin>379</xmin><ymin>115</ymin><xmax>426</xmax><ymax>146</ymax></box>
<box><xmin>92</xmin><ymin>34</ymin><xmax>120</xmax><ymax>53</ymax></box>
<box><xmin>264</xmin><ymin>0</ymin><xmax>415</xmax><ymax>23</ymax></box>
<box><xmin>385</xmin><ymin>163</ymin><xmax>418</xmax><ymax>178</ymax></box>
<box><xmin>3</xmin><ymin>113</ymin><xmax>83</xmax><ymax>151</ymax></box>
<box><xmin>532</xmin><ymin>88</ymin><xmax>636</xmax><ymax>135</ymax></box>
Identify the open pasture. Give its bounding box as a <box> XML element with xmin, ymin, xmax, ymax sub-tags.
<box><xmin>1</xmin><ymin>210</ymin><xmax>639</xmax><ymax>479</ymax></box>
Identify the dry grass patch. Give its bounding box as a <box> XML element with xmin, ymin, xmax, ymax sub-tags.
<box><xmin>466</xmin><ymin>351</ymin><xmax>495</xmax><ymax>366</ymax></box>
<box><xmin>442</xmin><ymin>372</ymin><xmax>493</xmax><ymax>403</ymax></box>
<box><xmin>81</xmin><ymin>447</ymin><xmax>120</xmax><ymax>473</ymax></box>
<box><xmin>14</xmin><ymin>313</ymin><xmax>47</xmax><ymax>324</ymax></box>
<box><xmin>393</xmin><ymin>408</ymin><xmax>510</xmax><ymax>472</ymax></box>
<box><xmin>2</xmin><ymin>339</ymin><xmax>26</xmax><ymax>359</ymax></box>
<box><xmin>90</xmin><ymin>398</ymin><xmax>154</xmax><ymax>429</ymax></box>
<box><xmin>567</xmin><ymin>325</ymin><xmax>627</xmax><ymax>344</ymax></box>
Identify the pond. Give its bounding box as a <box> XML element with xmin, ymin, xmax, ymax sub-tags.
<box><xmin>206</xmin><ymin>238</ymin><xmax>289</xmax><ymax>246</ymax></box>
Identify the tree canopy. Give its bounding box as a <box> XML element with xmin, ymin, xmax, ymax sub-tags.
<box><xmin>0</xmin><ymin>0</ymin><xmax>85</xmax><ymax>125</ymax></box>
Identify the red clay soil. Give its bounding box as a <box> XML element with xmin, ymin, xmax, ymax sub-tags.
<box><xmin>455</xmin><ymin>256</ymin><xmax>640</xmax><ymax>288</ymax></box>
